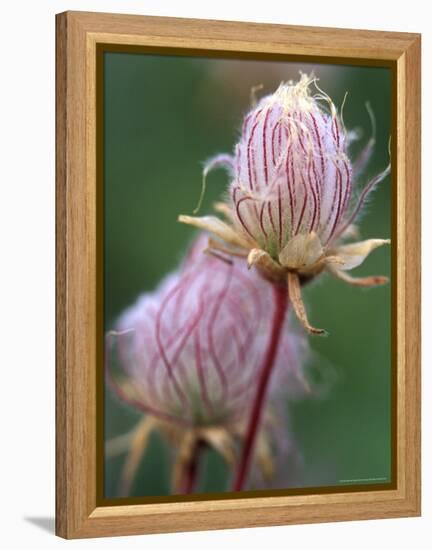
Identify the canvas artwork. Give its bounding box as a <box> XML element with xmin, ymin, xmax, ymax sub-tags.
<box><xmin>103</xmin><ymin>53</ymin><xmax>392</xmax><ymax>501</ymax></box>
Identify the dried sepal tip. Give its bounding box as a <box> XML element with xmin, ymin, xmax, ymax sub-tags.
<box><xmin>287</xmin><ymin>271</ymin><xmax>326</xmax><ymax>335</ymax></box>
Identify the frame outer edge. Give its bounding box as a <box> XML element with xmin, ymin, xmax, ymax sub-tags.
<box><xmin>404</xmin><ymin>35</ymin><xmax>421</xmax><ymax>515</ymax></box>
<box><xmin>55</xmin><ymin>11</ymin><xmax>68</xmax><ymax>539</ymax></box>
<box><xmin>55</xmin><ymin>11</ymin><xmax>422</xmax><ymax>538</ymax></box>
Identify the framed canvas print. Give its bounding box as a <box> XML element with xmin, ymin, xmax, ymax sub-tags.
<box><xmin>55</xmin><ymin>11</ymin><xmax>421</xmax><ymax>538</ymax></box>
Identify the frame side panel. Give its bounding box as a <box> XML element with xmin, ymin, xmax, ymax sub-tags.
<box><xmin>55</xmin><ymin>11</ymin><xmax>68</xmax><ymax>539</ymax></box>
<box><xmin>403</xmin><ymin>36</ymin><xmax>421</xmax><ymax>514</ymax></box>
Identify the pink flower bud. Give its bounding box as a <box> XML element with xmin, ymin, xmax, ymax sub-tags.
<box><xmin>231</xmin><ymin>73</ymin><xmax>352</xmax><ymax>255</ymax></box>
<box><xmin>179</xmin><ymin>74</ymin><xmax>390</xmax><ymax>335</ymax></box>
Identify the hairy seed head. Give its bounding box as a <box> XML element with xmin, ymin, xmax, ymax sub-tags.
<box><xmin>231</xmin><ymin>73</ymin><xmax>352</xmax><ymax>257</ymax></box>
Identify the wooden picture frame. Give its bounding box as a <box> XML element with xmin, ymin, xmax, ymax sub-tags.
<box><xmin>56</xmin><ymin>10</ymin><xmax>421</xmax><ymax>539</ymax></box>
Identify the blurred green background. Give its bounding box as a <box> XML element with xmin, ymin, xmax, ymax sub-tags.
<box><xmin>103</xmin><ymin>52</ymin><xmax>392</xmax><ymax>498</ymax></box>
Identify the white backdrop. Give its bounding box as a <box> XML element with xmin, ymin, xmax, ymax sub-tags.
<box><xmin>0</xmin><ymin>1</ymin><xmax>429</xmax><ymax>548</ymax></box>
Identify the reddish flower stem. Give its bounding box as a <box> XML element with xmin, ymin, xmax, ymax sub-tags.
<box><xmin>233</xmin><ymin>283</ymin><xmax>288</xmax><ymax>491</ymax></box>
<box><xmin>178</xmin><ymin>443</ymin><xmax>202</xmax><ymax>494</ymax></box>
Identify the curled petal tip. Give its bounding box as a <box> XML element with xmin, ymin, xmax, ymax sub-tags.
<box><xmin>335</xmin><ymin>238</ymin><xmax>391</xmax><ymax>271</ymax></box>
<box><xmin>247</xmin><ymin>248</ymin><xmax>286</xmax><ymax>282</ymax></box>
<box><xmin>247</xmin><ymin>249</ymin><xmax>259</xmax><ymax>268</ymax></box>
<box><xmin>310</xmin><ymin>327</ymin><xmax>327</xmax><ymax>336</ymax></box>
<box><xmin>287</xmin><ymin>271</ymin><xmax>326</xmax><ymax>336</ymax></box>
<box><xmin>370</xmin><ymin>275</ymin><xmax>389</xmax><ymax>285</ymax></box>
<box><xmin>329</xmin><ymin>268</ymin><xmax>390</xmax><ymax>287</ymax></box>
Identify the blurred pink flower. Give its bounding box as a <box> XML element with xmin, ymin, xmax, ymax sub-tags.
<box><xmin>106</xmin><ymin>237</ymin><xmax>309</xmax><ymax>494</ymax></box>
<box><xmin>109</xmin><ymin>237</ymin><xmax>308</xmax><ymax>426</ymax></box>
